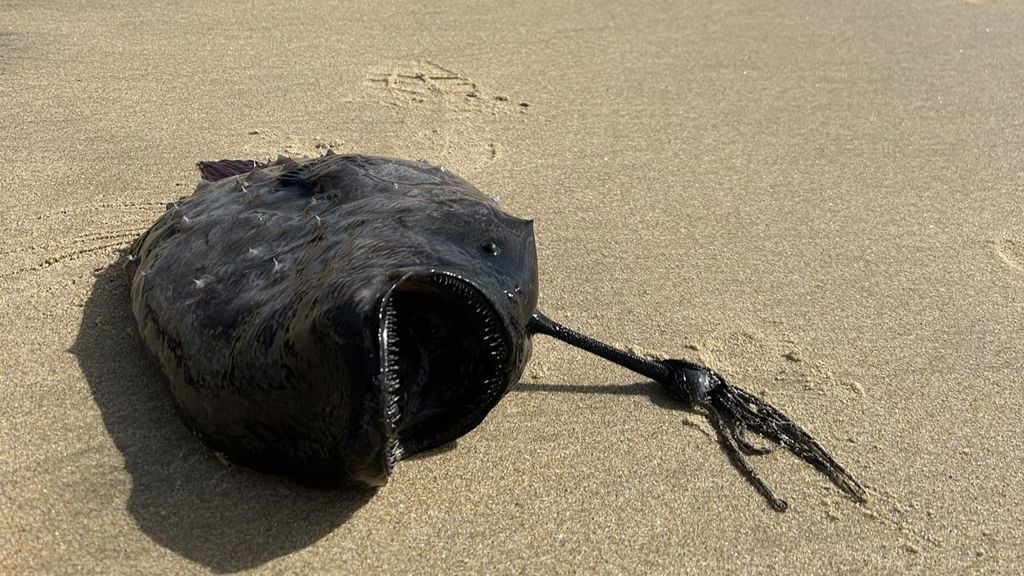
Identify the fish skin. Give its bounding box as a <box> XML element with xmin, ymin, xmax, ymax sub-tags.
<box><xmin>127</xmin><ymin>154</ymin><xmax>538</xmax><ymax>487</ymax></box>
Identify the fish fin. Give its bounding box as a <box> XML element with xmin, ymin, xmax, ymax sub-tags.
<box><xmin>196</xmin><ymin>159</ymin><xmax>265</xmax><ymax>181</ymax></box>
<box><xmin>278</xmin><ymin>165</ymin><xmax>312</xmax><ymax>188</ymax></box>
<box><xmin>276</xmin><ymin>156</ymin><xmax>333</xmax><ymax>191</ymax></box>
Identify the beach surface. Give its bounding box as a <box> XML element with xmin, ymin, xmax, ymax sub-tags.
<box><xmin>2</xmin><ymin>0</ymin><xmax>1022</xmax><ymax>573</ymax></box>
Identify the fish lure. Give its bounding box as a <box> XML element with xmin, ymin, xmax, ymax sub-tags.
<box><xmin>127</xmin><ymin>153</ymin><xmax>866</xmax><ymax>511</ymax></box>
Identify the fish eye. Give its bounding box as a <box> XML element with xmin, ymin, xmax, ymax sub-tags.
<box><xmin>482</xmin><ymin>242</ymin><xmax>501</xmax><ymax>256</ymax></box>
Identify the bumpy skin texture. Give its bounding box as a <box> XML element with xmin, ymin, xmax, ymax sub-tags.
<box><xmin>127</xmin><ymin>154</ymin><xmax>538</xmax><ymax>487</ymax></box>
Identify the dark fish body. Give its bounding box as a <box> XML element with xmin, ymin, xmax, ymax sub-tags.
<box><xmin>130</xmin><ymin>152</ymin><xmax>866</xmax><ymax>511</ymax></box>
<box><xmin>128</xmin><ymin>154</ymin><xmax>538</xmax><ymax>487</ymax></box>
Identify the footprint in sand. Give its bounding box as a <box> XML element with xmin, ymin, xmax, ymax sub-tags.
<box><xmin>365</xmin><ymin>60</ymin><xmax>531</xmax><ymax>113</ymax></box>
<box><xmin>992</xmin><ymin>238</ymin><xmax>1024</xmax><ymax>273</ymax></box>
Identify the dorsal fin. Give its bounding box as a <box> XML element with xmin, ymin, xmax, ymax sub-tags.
<box><xmin>196</xmin><ymin>159</ymin><xmax>266</xmax><ymax>182</ymax></box>
<box><xmin>278</xmin><ymin>165</ymin><xmax>310</xmax><ymax>188</ymax></box>
<box><xmin>275</xmin><ymin>155</ymin><xmax>341</xmax><ymax>192</ymax></box>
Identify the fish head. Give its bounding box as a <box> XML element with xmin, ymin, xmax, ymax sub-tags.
<box><xmin>372</xmin><ymin>202</ymin><xmax>538</xmax><ymax>477</ymax></box>
<box><xmin>306</xmin><ymin>158</ymin><xmax>539</xmax><ymax>485</ymax></box>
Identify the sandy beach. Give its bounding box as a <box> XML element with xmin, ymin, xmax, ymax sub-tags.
<box><xmin>2</xmin><ymin>0</ymin><xmax>1023</xmax><ymax>573</ymax></box>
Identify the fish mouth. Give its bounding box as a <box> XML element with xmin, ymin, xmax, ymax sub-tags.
<box><xmin>377</xmin><ymin>271</ymin><xmax>511</xmax><ymax>471</ymax></box>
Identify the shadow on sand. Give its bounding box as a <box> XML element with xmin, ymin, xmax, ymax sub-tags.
<box><xmin>71</xmin><ymin>257</ymin><xmax>375</xmax><ymax>573</ymax></box>
<box><xmin>510</xmin><ymin>379</ymin><xmax>687</xmax><ymax>413</ymax></box>
<box><xmin>71</xmin><ymin>255</ymin><xmax>696</xmax><ymax>571</ymax></box>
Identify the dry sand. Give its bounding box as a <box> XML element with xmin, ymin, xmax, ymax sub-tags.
<box><xmin>2</xmin><ymin>0</ymin><xmax>1023</xmax><ymax>573</ymax></box>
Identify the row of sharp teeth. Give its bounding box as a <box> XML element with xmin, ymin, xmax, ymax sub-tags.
<box><xmin>379</xmin><ymin>275</ymin><xmax>509</xmax><ymax>469</ymax></box>
<box><xmin>432</xmin><ymin>276</ymin><xmax>509</xmax><ymax>398</ymax></box>
<box><xmin>433</xmin><ymin>276</ymin><xmax>506</xmax><ymax>352</ymax></box>
<box><xmin>381</xmin><ymin>299</ymin><xmax>404</xmax><ymax>468</ymax></box>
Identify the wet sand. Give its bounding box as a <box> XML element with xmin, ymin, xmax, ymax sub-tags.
<box><xmin>2</xmin><ymin>0</ymin><xmax>1022</xmax><ymax>573</ymax></box>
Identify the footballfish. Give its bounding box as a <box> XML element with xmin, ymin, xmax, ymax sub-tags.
<box><xmin>126</xmin><ymin>153</ymin><xmax>866</xmax><ymax>511</ymax></box>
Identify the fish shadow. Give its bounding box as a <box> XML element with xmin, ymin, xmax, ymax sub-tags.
<box><xmin>511</xmin><ymin>379</ymin><xmax>685</xmax><ymax>411</ymax></box>
<box><xmin>71</xmin><ymin>257</ymin><xmax>375</xmax><ymax>573</ymax></box>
